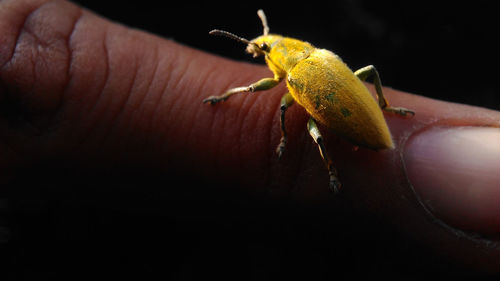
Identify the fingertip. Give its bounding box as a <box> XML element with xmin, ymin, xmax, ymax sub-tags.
<box><xmin>404</xmin><ymin>126</ymin><xmax>500</xmax><ymax>235</ymax></box>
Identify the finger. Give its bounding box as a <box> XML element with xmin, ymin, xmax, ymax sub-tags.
<box><xmin>0</xmin><ymin>0</ymin><xmax>286</xmax><ymax>181</ymax></box>
<box><xmin>1</xmin><ymin>0</ymin><xmax>500</xmax><ymax>274</ymax></box>
<box><xmin>384</xmin><ymin>86</ymin><xmax>500</xmax><ymax>238</ymax></box>
<box><xmin>328</xmin><ymin>88</ymin><xmax>500</xmax><ymax>273</ymax></box>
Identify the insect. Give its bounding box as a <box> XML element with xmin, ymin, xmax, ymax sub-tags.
<box><xmin>203</xmin><ymin>10</ymin><xmax>414</xmax><ymax>193</ymax></box>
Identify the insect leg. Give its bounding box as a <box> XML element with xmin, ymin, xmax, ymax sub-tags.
<box><xmin>354</xmin><ymin>65</ymin><xmax>415</xmax><ymax>116</ymax></box>
<box><xmin>307</xmin><ymin>118</ymin><xmax>341</xmax><ymax>193</ymax></box>
<box><xmin>276</xmin><ymin>92</ymin><xmax>294</xmax><ymax>159</ymax></box>
<box><xmin>203</xmin><ymin>77</ymin><xmax>281</xmax><ymax>105</ymax></box>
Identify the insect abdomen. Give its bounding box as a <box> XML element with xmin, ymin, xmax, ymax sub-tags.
<box><xmin>286</xmin><ymin>49</ymin><xmax>393</xmax><ymax>150</ymax></box>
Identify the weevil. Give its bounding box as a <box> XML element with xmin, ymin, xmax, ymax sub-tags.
<box><xmin>203</xmin><ymin>10</ymin><xmax>414</xmax><ymax>193</ymax></box>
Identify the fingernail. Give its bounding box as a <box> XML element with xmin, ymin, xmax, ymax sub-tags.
<box><xmin>404</xmin><ymin>126</ymin><xmax>500</xmax><ymax>235</ymax></box>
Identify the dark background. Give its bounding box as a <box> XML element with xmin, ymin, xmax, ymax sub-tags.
<box><xmin>2</xmin><ymin>0</ymin><xmax>499</xmax><ymax>280</ymax></box>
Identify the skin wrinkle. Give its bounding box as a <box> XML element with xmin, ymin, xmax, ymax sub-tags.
<box><xmin>168</xmin><ymin>51</ymin><xmax>192</xmax><ymax>99</ymax></box>
<box><xmin>3</xmin><ymin>29</ymin><xmax>36</xmax><ymax>107</ymax></box>
<box><xmin>87</xmin><ymin>29</ymin><xmax>135</xmax><ymax>153</ymax></box>
<box><xmin>1</xmin><ymin>0</ymin><xmax>42</xmax><ymax>70</ymax></box>
<box><xmin>146</xmin><ymin>44</ymin><xmax>189</xmax><ymax>163</ymax></box>
<box><xmin>101</xmin><ymin>40</ymin><xmax>140</xmax><ymax>149</ymax></box>
<box><xmin>223</xmin><ymin>69</ymin><xmax>264</xmax><ymax>117</ymax></box>
<box><xmin>10</xmin><ymin>1</ymin><xmax>75</xmax><ymax>111</ymax></box>
<box><xmin>0</xmin><ymin>1</ymin><xmax>83</xmax><ymax>158</ymax></box>
<box><xmin>27</xmin><ymin>34</ymin><xmax>37</xmax><ymax>106</ymax></box>
<box><xmin>200</xmin><ymin>65</ymin><xmax>281</xmax><ymax>182</ymax></box>
<box><xmin>183</xmin><ymin>59</ymin><xmax>219</xmax><ymax>160</ymax></box>
<box><xmin>111</xmin><ymin>57</ymin><xmax>139</xmax><ymax>139</ymax></box>
<box><xmin>161</xmin><ymin>50</ymin><xmax>193</xmax><ymax>145</ymax></box>
<box><xmin>0</xmin><ymin>0</ymin><xmax>72</xmax><ymax>166</ymax></box>
<box><xmin>34</xmin><ymin>9</ymin><xmax>84</xmax><ymax>152</ymax></box>
<box><xmin>205</xmin><ymin>74</ymin><xmax>226</xmax><ymax>171</ymax></box>
<box><xmin>71</xmin><ymin>25</ymin><xmax>111</xmax><ymax>153</ymax></box>
<box><xmin>129</xmin><ymin>41</ymin><xmax>159</xmax><ymax>138</ymax></box>
<box><xmin>163</xmin><ymin>57</ymin><xmax>200</xmax><ymax>156</ymax></box>
<box><xmin>57</xmin><ymin>6</ymin><xmax>83</xmax><ymax>118</ymax></box>
<box><xmin>147</xmin><ymin>48</ymin><xmax>174</xmax><ymax>151</ymax></box>
<box><xmin>109</xmin><ymin>31</ymin><xmax>163</xmax><ymax>140</ymax></box>
<box><xmin>219</xmin><ymin>70</ymin><xmax>266</xmax><ymax>162</ymax></box>
<box><xmin>198</xmin><ymin>61</ymin><xmax>243</xmax><ymax>171</ymax></box>
<box><xmin>161</xmin><ymin>50</ymin><xmax>232</xmax><ymax>169</ymax></box>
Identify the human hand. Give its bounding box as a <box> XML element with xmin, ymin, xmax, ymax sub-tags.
<box><xmin>1</xmin><ymin>0</ymin><xmax>500</xmax><ymax>277</ymax></box>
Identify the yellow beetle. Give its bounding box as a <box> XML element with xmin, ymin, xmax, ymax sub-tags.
<box><xmin>203</xmin><ymin>10</ymin><xmax>414</xmax><ymax>193</ymax></box>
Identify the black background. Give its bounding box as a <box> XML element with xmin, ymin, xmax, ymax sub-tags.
<box><xmin>2</xmin><ymin>0</ymin><xmax>499</xmax><ymax>280</ymax></box>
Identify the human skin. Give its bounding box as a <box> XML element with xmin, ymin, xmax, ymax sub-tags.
<box><xmin>1</xmin><ymin>0</ymin><xmax>500</xmax><ymax>275</ymax></box>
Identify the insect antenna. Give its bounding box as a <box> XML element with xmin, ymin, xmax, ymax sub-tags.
<box><xmin>209</xmin><ymin>29</ymin><xmax>250</xmax><ymax>45</ymax></box>
<box><xmin>257</xmin><ymin>10</ymin><xmax>269</xmax><ymax>35</ymax></box>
